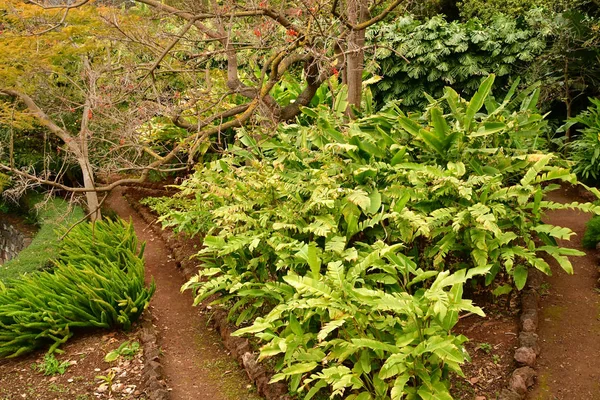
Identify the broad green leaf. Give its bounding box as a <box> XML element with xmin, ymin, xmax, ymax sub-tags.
<box><xmin>325</xmin><ymin>236</ymin><xmax>346</xmax><ymax>254</ymax></box>
<box><xmin>351</xmin><ymin>338</ymin><xmax>400</xmax><ymax>353</ymax></box>
<box><xmin>348</xmin><ymin>190</ymin><xmax>371</xmax><ymax>212</ymax></box>
<box><xmin>492</xmin><ymin>284</ymin><xmax>513</xmax><ymax>297</ymax></box>
<box><xmin>532</xmin><ymin>225</ymin><xmax>574</xmax><ymax>240</ymax></box>
<box><xmin>398</xmin><ymin>116</ymin><xmax>422</xmax><ymax>136</ymax></box>
<box><xmin>299</xmin><ymin>106</ymin><xmax>318</xmax><ymax>118</ymax></box>
<box><xmin>391</xmin><ymin>374</ymin><xmax>410</xmax><ymax>400</ymax></box>
<box><xmin>471</xmin><ymin>121</ymin><xmax>506</xmax><ymax>137</ymax></box>
<box><xmin>367</xmin><ymin>189</ymin><xmax>382</xmax><ymax>215</ymax></box>
<box><xmin>520</xmin><ymin>154</ymin><xmax>552</xmax><ymax>186</ymax></box>
<box><xmin>513</xmin><ymin>265</ymin><xmax>528</xmax><ymax>290</ymax></box>
<box><xmin>430</xmin><ymin>107</ymin><xmax>449</xmax><ymax>139</ymax></box>
<box><xmin>104</xmin><ymin>351</ymin><xmax>119</xmax><ymax>363</ymax></box>
<box><xmin>232</xmin><ymin>321</ymin><xmax>272</xmax><ymax>336</ymax></box>
<box><xmin>317</xmin><ymin>319</ymin><xmax>346</xmax><ymax>342</ymax></box>
<box><xmin>289</xmin><ymin>314</ymin><xmax>303</xmax><ymax>336</ymax></box>
<box><xmin>308</xmin><ymin>242</ymin><xmax>322</xmax><ymax>279</ymax></box>
<box><xmin>304</xmin><ymin>380</ymin><xmax>327</xmax><ymax>400</ymax></box>
<box><xmin>464</xmin><ymin>74</ymin><xmax>495</xmax><ymax>131</ymax></box>
<box><xmin>270</xmin><ymin>362</ymin><xmax>318</xmax><ymax>383</ymax></box>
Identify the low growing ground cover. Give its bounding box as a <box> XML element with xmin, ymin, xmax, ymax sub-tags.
<box><xmin>0</xmin><ymin>196</ymin><xmax>84</xmax><ymax>283</ymax></box>
<box><xmin>145</xmin><ymin>77</ymin><xmax>600</xmax><ymax>399</ymax></box>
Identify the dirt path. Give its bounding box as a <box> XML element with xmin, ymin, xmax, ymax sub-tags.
<box><xmin>528</xmin><ymin>186</ymin><xmax>600</xmax><ymax>399</ymax></box>
<box><xmin>107</xmin><ymin>187</ymin><xmax>261</xmax><ymax>400</ymax></box>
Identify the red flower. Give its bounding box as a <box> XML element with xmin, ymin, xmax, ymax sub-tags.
<box><xmin>253</xmin><ymin>28</ymin><xmax>261</xmax><ymax>37</ymax></box>
<box><xmin>287</xmin><ymin>28</ymin><xmax>298</xmax><ymax>36</ymax></box>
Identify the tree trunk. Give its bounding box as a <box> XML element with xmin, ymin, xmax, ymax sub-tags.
<box><xmin>345</xmin><ymin>0</ymin><xmax>370</xmax><ymax>116</ymax></box>
<box><xmin>78</xmin><ymin>157</ymin><xmax>102</xmax><ymax>222</ymax></box>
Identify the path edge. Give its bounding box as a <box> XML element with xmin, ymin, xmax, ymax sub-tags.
<box><xmin>123</xmin><ymin>189</ymin><xmax>291</xmax><ymax>400</ymax></box>
<box><xmin>498</xmin><ymin>270</ymin><xmax>542</xmax><ymax>400</ymax></box>
<box><xmin>139</xmin><ymin>311</ymin><xmax>170</xmax><ymax>400</ymax></box>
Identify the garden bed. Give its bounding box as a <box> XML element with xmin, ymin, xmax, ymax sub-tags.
<box><xmin>128</xmin><ymin>189</ymin><xmax>524</xmax><ymax>400</ymax></box>
<box><xmin>450</xmin><ymin>308</ymin><xmax>519</xmax><ymax>399</ymax></box>
<box><xmin>0</xmin><ymin>326</ymin><xmax>149</xmax><ymax>400</ymax></box>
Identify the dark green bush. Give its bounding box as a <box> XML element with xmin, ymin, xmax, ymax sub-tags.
<box><xmin>566</xmin><ymin>98</ymin><xmax>600</xmax><ymax>183</ymax></box>
<box><xmin>0</xmin><ymin>218</ymin><xmax>155</xmax><ymax>358</ymax></box>
<box><xmin>457</xmin><ymin>0</ymin><xmax>570</xmax><ymax>21</ymax></box>
<box><xmin>367</xmin><ymin>12</ymin><xmax>549</xmax><ymax>109</ymax></box>
<box><xmin>583</xmin><ymin>215</ymin><xmax>600</xmax><ymax>249</ymax></box>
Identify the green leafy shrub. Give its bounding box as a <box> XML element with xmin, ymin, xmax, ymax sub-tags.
<box><xmin>0</xmin><ymin>196</ymin><xmax>85</xmax><ymax>283</ymax></box>
<box><xmin>457</xmin><ymin>0</ymin><xmax>565</xmax><ymax>20</ymax></box>
<box><xmin>234</xmin><ymin>255</ymin><xmax>484</xmax><ymax>399</ymax></box>
<box><xmin>141</xmin><ymin>195</ymin><xmax>213</xmax><ymax>238</ymax></box>
<box><xmin>583</xmin><ymin>215</ymin><xmax>600</xmax><ymax>249</ymax></box>
<box><xmin>166</xmin><ymin>79</ymin><xmax>596</xmax><ymax>398</ymax></box>
<box><xmin>0</xmin><ymin>218</ymin><xmax>155</xmax><ymax>358</ymax></box>
<box><xmin>565</xmin><ymin>98</ymin><xmax>600</xmax><ymax>183</ymax></box>
<box><xmin>367</xmin><ymin>12</ymin><xmax>549</xmax><ymax>109</ymax></box>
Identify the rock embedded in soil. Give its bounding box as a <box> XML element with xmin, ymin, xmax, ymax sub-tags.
<box><xmin>520</xmin><ymin>309</ymin><xmax>538</xmax><ymax>332</ymax></box>
<box><xmin>498</xmin><ymin>388</ymin><xmax>524</xmax><ymax>400</ymax></box>
<box><xmin>513</xmin><ymin>366</ymin><xmax>536</xmax><ymax>387</ymax></box>
<box><xmin>514</xmin><ymin>347</ymin><xmax>536</xmax><ymax>367</ymax></box>
<box><xmin>507</xmin><ymin>366</ymin><xmax>537</xmax><ymax>397</ymax></box>
<box><xmin>518</xmin><ymin>332</ymin><xmax>540</xmax><ymax>355</ymax></box>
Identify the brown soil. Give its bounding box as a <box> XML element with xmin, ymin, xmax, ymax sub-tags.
<box><xmin>0</xmin><ymin>329</ymin><xmax>146</xmax><ymax>400</ymax></box>
<box><xmin>106</xmin><ymin>187</ymin><xmax>261</xmax><ymax>400</ymax></box>
<box><xmin>451</xmin><ymin>306</ymin><xmax>519</xmax><ymax>399</ymax></box>
<box><xmin>527</xmin><ymin>186</ymin><xmax>600</xmax><ymax>400</ymax></box>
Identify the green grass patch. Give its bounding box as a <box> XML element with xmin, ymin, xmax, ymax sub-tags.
<box><xmin>0</xmin><ymin>196</ymin><xmax>84</xmax><ymax>283</ymax></box>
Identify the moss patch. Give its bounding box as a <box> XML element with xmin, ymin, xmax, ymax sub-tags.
<box><xmin>0</xmin><ymin>196</ymin><xmax>84</xmax><ymax>283</ymax></box>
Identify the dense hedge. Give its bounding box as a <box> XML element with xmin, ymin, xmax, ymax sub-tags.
<box><xmin>367</xmin><ymin>12</ymin><xmax>549</xmax><ymax>109</ymax></box>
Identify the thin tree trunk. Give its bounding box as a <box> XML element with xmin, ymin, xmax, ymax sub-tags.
<box><xmin>78</xmin><ymin>157</ymin><xmax>101</xmax><ymax>222</ymax></box>
<box><xmin>346</xmin><ymin>0</ymin><xmax>370</xmax><ymax>116</ymax></box>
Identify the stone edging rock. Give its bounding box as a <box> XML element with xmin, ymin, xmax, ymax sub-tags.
<box><xmin>139</xmin><ymin>312</ymin><xmax>170</xmax><ymax>400</ymax></box>
<box><xmin>498</xmin><ymin>270</ymin><xmax>543</xmax><ymax>400</ymax></box>
<box><xmin>123</xmin><ymin>189</ymin><xmax>289</xmax><ymax>400</ymax></box>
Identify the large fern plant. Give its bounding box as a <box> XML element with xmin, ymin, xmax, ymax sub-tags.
<box><xmin>151</xmin><ymin>78</ymin><xmax>596</xmax><ymax>399</ymax></box>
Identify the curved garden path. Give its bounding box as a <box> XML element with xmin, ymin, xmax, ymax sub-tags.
<box><xmin>107</xmin><ymin>187</ymin><xmax>261</xmax><ymax>400</ymax></box>
<box><xmin>528</xmin><ymin>186</ymin><xmax>600</xmax><ymax>399</ymax></box>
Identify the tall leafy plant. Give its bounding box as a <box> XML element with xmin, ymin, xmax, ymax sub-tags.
<box><xmin>564</xmin><ymin>97</ymin><xmax>600</xmax><ymax>182</ymax></box>
<box><xmin>152</xmin><ymin>79</ymin><xmax>596</xmax><ymax>398</ymax></box>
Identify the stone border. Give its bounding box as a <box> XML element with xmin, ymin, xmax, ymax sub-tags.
<box><xmin>139</xmin><ymin>307</ymin><xmax>170</xmax><ymax>400</ymax></box>
<box><xmin>123</xmin><ymin>189</ymin><xmax>289</xmax><ymax>400</ymax></box>
<box><xmin>498</xmin><ymin>270</ymin><xmax>543</xmax><ymax>400</ymax></box>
